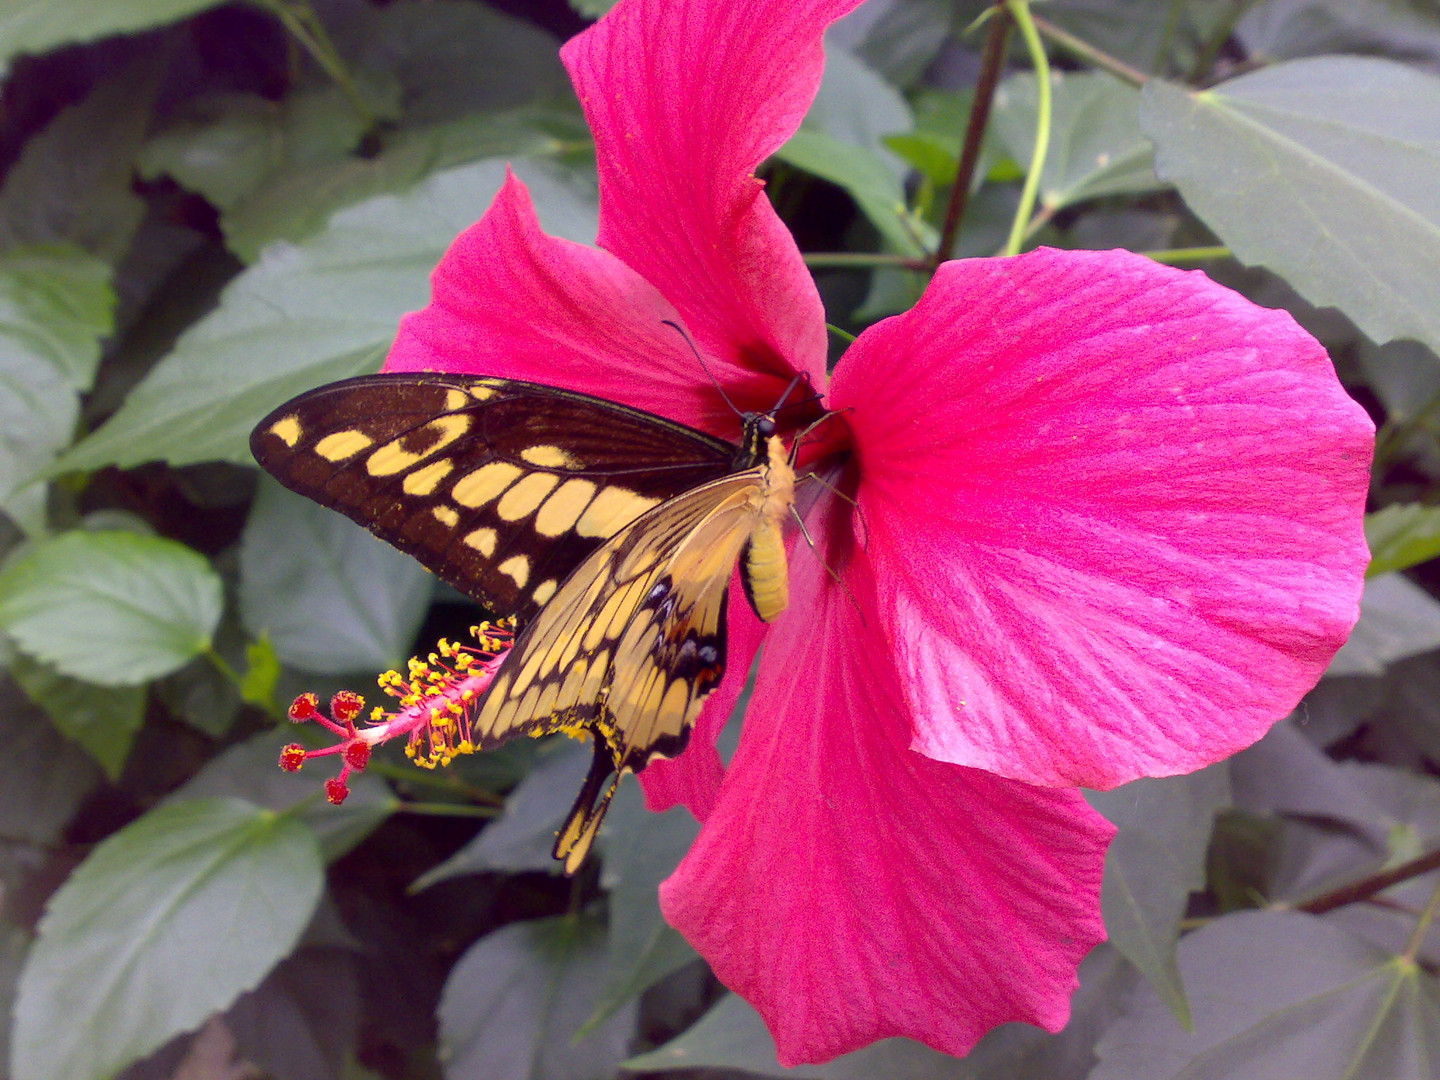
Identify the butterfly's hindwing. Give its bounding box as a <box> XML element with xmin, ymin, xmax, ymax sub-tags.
<box><xmin>250</xmin><ymin>374</ymin><xmax>737</xmax><ymax>621</ymax></box>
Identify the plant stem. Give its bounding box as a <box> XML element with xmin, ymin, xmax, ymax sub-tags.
<box><xmin>257</xmin><ymin>0</ymin><xmax>375</xmax><ymax>125</ymax></box>
<box><xmin>1296</xmin><ymin>847</ymin><xmax>1440</xmax><ymax>916</ymax></box>
<box><xmin>365</xmin><ymin>760</ymin><xmax>506</xmax><ymax>806</ymax></box>
<box><xmin>934</xmin><ymin>4</ymin><xmax>1012</xmax><ymax>268</ymax></box>
<box><xmin>1001</xmin><ymin>0</ymin><xmax>1051</xmax><ymax>258</ymax></box>
<box><xmin>1031</xmin><ymin>14</ymin><xmax>1150</xmax><ymax>89</ymax></box>
<box><xmin>804</xmin><ymin>252</ymin><xmax>928</xmax><ymax>270</ymax></box>
<box><xmin>826</xmin><ymin>323</ymin><xmax>857</xmax><ymax>344</ymax></box>
<box><xmin>1141</xmin><ymin>245</ymin><xmax>1233</xmax><ymax>264</ymax></box>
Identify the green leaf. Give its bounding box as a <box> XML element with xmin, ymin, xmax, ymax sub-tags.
<box><xmin>0</xmin><ymin>53</ymin><xmax>161</xmax><ymax>262</ymax></box>
<box><xmin>57</xmin><ymin>157</ymin><xmax>597</xmax><ymax>472</ymax></box>
<box><xmin>0</xmin><ymin>677</ymin><xmax>102</xmax><ymax>854</ymax></box>
<box><xmin>1140</xmin><ymin>57</ymin><xmax>1440</xmax><ymax>358</ymax></box>
<box><xmin>239</xmin><ymin>480</ymin><xmax>433</xmax><ymax>675</ymax></box>
<box><xmin>240</xmin><ymin>632</ymin><xmax>282</xmax><ymax>711</ymax></box>
<box><xmin>10</xmin><ymin>797</ymin><xmax>324</xmax><ymax>1080</ymax></box>
<box><xmin>779</xmin><ymin>46</ymin><xmax>927</xmax><ymax>256</ymax></box>
<box><xmin>1087</xmin><ymin>765</ymin><xmax>1231</xmax><ymax>1029</ymax></box>
<box><xmin>992</xmin><ymin>70</ymin><xmax>1162</xmax><ymax>213</ymax></box>
<box><xmin>0</xmin><ymin>245</ymin><xmax>117</xmax><ymax>530</ymax></box>
<box><xmin>588</xmin><ymin>780</ymin><xmax>699</xmax><ymax>1028</ymax></box>
<box><xmin>10</xmin><ymin>656</ymin><xmax>145</xmax><ymax>779</ymax></box>
<box><xmin>624</xmin><ymin>992</ymin><xmax>972</xmax><ymax>1079</ymax></box>
<box><xmin>412</xmin><ymin>737</ymin><xmax>590</xmax><ymax>887</ymax></box>
<box><xmin>838</xmin><ymin>0</ymin><xmax>953</xmax><ymax>88</ymax></box>
<box><xmin>436</xmin><ymin>916</ymin><xmax>637</xmax><ymax>1080</ymax></box>
<box><xmin>1327</xmin><ymin>572</ymin><xmax>1440</xmax><ymax>676</ymax></box>
<box><xmin>0</xmin><ymin>0</ymin><xmax>226</xmax><ymax>68</ymax></box>
<box><xmin>226</xmin><ymin>946</ymin><xmax>360</xmax><ymax>1080</ymax></box>
<box><xmin>569</xmin><ymin>0</ymin><xmax>619</xmax><ymax>17</ymax></box>
<box><xmin>171</xmin><ymin>731</ymin><xmax>398</xmax><ymax>863</ymax></box>
<box><xmin>1091</xmin><ymin>910</ymin><xmax>1440</xmax><ymax>1080</ymax></box>
<box><xmin>1366</xmin><ymin>504</ymin><xmax>1440</xmax><ymax>577</ymax></box>
<box><xmin>0</xmin><ymin>530</ymin><xmax>224</xmax><ymax>685</ymax></box>
<box><xmin>0</xmin><ymin>919</ymin><xmax>28</xmax><ymax>1072</ymax></box>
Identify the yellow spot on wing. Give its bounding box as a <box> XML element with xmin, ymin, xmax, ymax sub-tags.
<box><xmin>468</xmin><ymin>381</ymin><xmax>503</xmax><ymax>401</ymax></box>
<box><xmin>521</xmin><ymin>444</ymin><xmax>583</xmax><ymax>469</ymax></box>
<box><xmin>576</xmin><ymin>487</ymin><xmax>660</xmax><ymax>538</ymax></box>
<box><xmin>535</xmin><ymin>479</ymin><xmax>597</xmax><ymax>537</ymax></box>
<box><xmin>498</xmin><ymin>554</ymin><xmax>530</xmax><ymax>589</ymax></box>
<box><xmin>453</xmin><ymin>462</ymin><xmax>523</xmax><ymax>507</ymax></box>
<box><xmin>368</xmin><ymin>414</ymin><xmax>472</xmax><ymax>476</ymax></box>
<box><xmin>403</xmin><ymin>458</ymin><xmax>455</xmax><ymax>496</ymax></box>
<box><xmin>531</xmin><ymin>579</ymin><xmax>557</xmax><ymax>606</ymax></box>
<box><xmin>268</xmin><ymin>415</ymin><xmax>302</xmax><ymax>447</ymax></box>
<box><xmin>497</xmin><ymin>472</ymin><xmax>561</xmax><ymax>522</ymax></box>
<box><xmin>444</xmin><ymin>388</ymin><xmax>469</xmax><ymax>411</ymax></box>
<box><xmin>432</xmin><ymin>505</ymin><xmax>460</xmax><ymax>527</ymax></box>
<box><xmin>314</xmin><ymin>429</ymin><xmax>375</xmax><ymax>461</ymax></box>
<box><xmin>463</xmin><ymin>527</ymin><xmax>497</xmax><ymax>556</ymax></box>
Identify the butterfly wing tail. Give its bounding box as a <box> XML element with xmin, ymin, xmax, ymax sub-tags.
<box><xmin>554</xmin><ymin>740</ymin><xmax>627</xmax><ymax>875</ymax></box>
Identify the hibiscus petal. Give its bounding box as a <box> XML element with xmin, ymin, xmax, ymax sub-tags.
<box><xmin>831</xmin><ymin>248</ymin><xmax>1374</xmax><ymax>789</ymax></box>
<box><xmin>561</xmin><ymin>0</ymin><xmax>859</xmax><ymax>405</ymax></box>
<box><xmin>638</xmin><ymin>581</ymin><xmax>767</xmax><ymax>820</ymax></box>
<box><xmin>661</xmin><ymin>528</ymin><xmax>1112</xmax><ymax>1064</ymax></box>
<box><xmin>385</xmin><ymin>170</ymin><xmax>738</xmax><ymax>432</ymax></box>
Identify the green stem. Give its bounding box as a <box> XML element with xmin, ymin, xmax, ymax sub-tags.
<box><xmin>1141</xmin><ymin>245</ymin><xmax>1233</xmax><ymax>264</ymax></box>
<box><xmin>1403</xmin><ymin>877</ymin><xmax>1440</xmax><ymax>963</ymax></box>
<box><xmin>934</xmin><ymin>4</ymin><xmax>1012</xmax><ymax>268</ymax></box>
<box><xmin>203</xmin><ymin>646</ymin><xmax>244</xmax><ymax>689</ymax></box>
<box><xmin>1031</xmin><ymin>13</ymin><xmax>1149</xmax><ymax>89</ymax></box>
<box><xmin>1001</xmin><ymin>0</ymin><xmax>1051</xmax><ymax>258</ymax></box>
<box><xmin>365</xmin><ymin>760</ymin><xmax>506</xmax><ymax>806</ymax></box>
<box><xmin>826</xmin><ymin>323</ymin><xmax>857</xmax><ymax>344</ymax></box>
<box><xmin>804</xmin><ymin>252</ymin><xmax>927</xmax><ymax>270</ymax></box>
<box><xmin>396</xmin><ymin>801</ymin><xmax>500</xmax><ymax>819</ymax></box>
<box><xmin>255</xmin><ymin>0</ymin><xmax>375</xmax><ymax>124</ymax></box>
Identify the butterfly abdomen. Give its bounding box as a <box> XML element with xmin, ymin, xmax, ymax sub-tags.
<box><xmin>739</xmin><ymin>435</ymin><xmax>795</xmax><ymax>623</ymax></box>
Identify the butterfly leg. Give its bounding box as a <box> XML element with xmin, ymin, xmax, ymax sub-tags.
<box><xmin>553</xmin><ymin>739</ymin><xmax>627</xmax><ymax>875</ymax></box>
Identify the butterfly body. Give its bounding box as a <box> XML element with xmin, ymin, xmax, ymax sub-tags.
<box><xmin>251</xmin><ymin>373</ymin><xmax>799</xmax><ymax>871</ymax></box>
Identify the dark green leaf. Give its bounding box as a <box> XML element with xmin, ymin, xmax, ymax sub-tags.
<box><xmin>0</xmin><ymin>54</ymin><xmax>161</xmax><ymax>262</ymax></box>
<box><xmin>239</xmin><ymin>480</ymin><xmax>433</xmax><ymax>675</ymax></box>
<box><xmin>837</xmin><ymin>0</ymin><xmax>953</xmax><ymax>88</ymax></box>
<box><xmin>0</xmin><ymin>0</ymin><xmax>226</xmax><ymax>68</ymax></box>
<box><xmin>0</xmin><ymin>919</ymin><xmax>28</xmax><ymax>1073</ymax></box>
<box><xmin>1327</xmin><ymin>573</ymin><xmax>1440</xmax><ymax>676</ymax></box>
<box><xmin>1367</xmin><ymin>503</ymin><xmax>1440</xmax><ymax>576</ymax></box>
<box><xmin>171</xmin><ymin>730</ymin><xmax>397</xmax><ymax>863</ymax></box>
<box><xmin>0</xmin><ymin>677</ymin><xmax>102</xmax><ymax>854</ymax></box>
<box><xmin>57</xmin><ymin>158</ymin><xmax>596</xmax><ymax>471</ymax></box>
<box><xmin>226</xmin><ymin>946</ymin><xmax>360</xmax><ymax>1080</ymax></box>
<box><xmin>10</xmin><ymin>656</ymin><xmax>145</xmax><ymax>779</ymax></box>
<box><xmin>569</xmin><ymin>0</ymin><xmax>619</xmax><ymax>17</ymax></box>
<box><xmin>588</xmin><ymin>780</ymin><xmax>699</xmax><ymax>1027</ymax></box>
<box><xmin>11</xmin><ymin>798</ymin><xmax>324</xmax><ymax>1080</ymax></box>
<box><xmin>1141</xmin><ymin>57</ymin><xmax>1440</xmax><ymax>358</ymax></box>
<box><xmin>1238</xmin><ymin>0</ymin><xmax>1440</xmax><ymax>66</ymax></box>
<box><xmin>436</xmin><ymin>916</ymin><xmax>637</xmax><ymax>1080</ymax></box>
<box><xmin>992</xmin><ymin>71</ymin><xmax>1161</xmax><ymax>213</ymax></box>
<box><xmin>0</xmin><ymin>530</ymin><xmax>223</xmax><ymax>685</ymax></box>
<box><xmin>1087</xmin><ymin>765</ymin><xmax>1230</xmax><ymax>1027</ymax></box>
<box><xmin>413</xmin><ymin>737</ymin><xmax>590</xmax><ymax>887</ymax></box>
<box><xmin>1091</xmin><ymin>910</ymin><xmax>1440</xmax><ymax>1080</ymax></box>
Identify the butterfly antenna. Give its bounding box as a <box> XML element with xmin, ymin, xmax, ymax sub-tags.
<box><xmin>661</xmin><ymin>319</ymin><xmax>743</xmax><ymax>420</ymax></box>
<box><xmin>788</xmin><ymin>502</ymin><xmax>865</xmax><ymax>622</ymax></box>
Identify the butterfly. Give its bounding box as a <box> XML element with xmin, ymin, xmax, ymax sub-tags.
<box><xmin>250</xmin><ymin>373</ymin><xmax>802</xmax><ymax>872</ymax></box>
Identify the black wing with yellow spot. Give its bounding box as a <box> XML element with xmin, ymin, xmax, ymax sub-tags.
<box><xmin>251</xmin><ymin>372</ymin><xmax>798</xmax><ymax>874</ymax></box>
<box><xmin>249</xmin><ymin>373</ymin><xmax>739</xmax><ymax>622</ymax></box>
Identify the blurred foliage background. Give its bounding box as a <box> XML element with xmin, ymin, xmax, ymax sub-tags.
<box><xmin>1</xmin><ymin>1</ymin><xmax>1440</xmax><ymax>1078</ymax></box>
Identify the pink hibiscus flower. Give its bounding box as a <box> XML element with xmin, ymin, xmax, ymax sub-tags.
<box><xmin>381</xmin><ymin>0</ymin><xmax>1374</xmax><ymax>1065</ymax></box>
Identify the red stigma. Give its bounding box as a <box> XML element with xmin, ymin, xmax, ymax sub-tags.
<box><xmin>288</xmin><ymin>692</ymin><xmax>320</xmax><ymax>722</ymax></box>
<box><xmin>324</xmin><ymin>778</ymin><xmax>350</xmax><ymax>804</ymax></box>
<box><xmin>332</xmin><ymin>690</ymin><xmax>364</xmax><ymax>722</ymax></box>
<box><xmin>279</xmin><ymin>743</ymin><xmax>307</xmax><ymax>772</ymax></box>
<box><xmin>343</xmin><ymin>741</ymin><xmax>371</xmax><ymax>770</ymax></box>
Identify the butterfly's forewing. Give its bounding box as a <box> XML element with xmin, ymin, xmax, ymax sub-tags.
<box><xmin>250</xmin><ymin>374</ymin><xmax>737</xmax><ymax>621</ymax></box>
